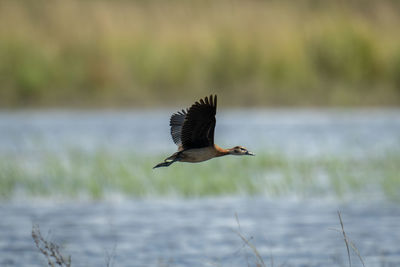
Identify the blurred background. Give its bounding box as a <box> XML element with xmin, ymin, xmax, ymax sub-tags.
<box><xmin>1</xmin><ymin>1</ymin><xmax>400</xmax><ymax>266</ymax></box>
<box><xmin>1</xmin><ymin>0</ymin><xmax>400</xmax><ymax>107</ymax></box>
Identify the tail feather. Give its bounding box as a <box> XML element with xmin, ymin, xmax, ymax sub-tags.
<box><xmin>153</xmin><ymin>152</ymin><xmax>180</xmax><ymax>169</ymax></box>
<box><xmin>153</xmin><ymin>161</ymin><xmax>174</xmax><ymax>169</ymax></box>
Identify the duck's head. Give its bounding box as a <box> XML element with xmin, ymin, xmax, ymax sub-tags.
<box><xmin>229</xmin><ymin>146</ymin><xmax>255</xmax><ymax>156</ymax></box>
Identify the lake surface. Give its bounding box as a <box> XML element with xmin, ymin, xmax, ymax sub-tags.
<box><xmin>1</xmin><ymin>198</ymin><xmax>400</xmax><ymax>267</ymax></box>
<box><xmin>0</xmin><ymin>109</ymin><xmax>399</xmax><ymax>266</ymax></box>
<box><xmin>1</xmin><ymin>109</ymin><xmax>399</xmax><ymax>157</ymax></box>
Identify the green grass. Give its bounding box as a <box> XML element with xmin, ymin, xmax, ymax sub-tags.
<box><xmin>1</xmin><ymin>0</ymin><xmax>400</xmax><ymax>107</ymax></box>
<box><xmin>1</xmin><ymin>149</ymin><xmax>399</xmax><ymax>200</ymax></box>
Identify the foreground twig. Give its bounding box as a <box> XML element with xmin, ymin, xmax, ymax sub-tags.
<box><xmin>32</xmin><ymin>224</ymin><xmax>71</xmax><ymax>267</ymax></box>
<box><xmin>331</xmin><ymin>211</ymin><xmax>365</xmax><ymax>267</ymax></box>
<box><xmin>338</xmin><ymin>211</ymin><xmax>352</xmax><ymax>267</ymax></box>
<box><xmin>105</xmin><ymin>244</ymin><xmax>117</xmax><ymax>267</ymax></box>
<box><xmin>235</xmin><ymin>213</ymin><xmax>267</xmax><ymax>267</ymax></box>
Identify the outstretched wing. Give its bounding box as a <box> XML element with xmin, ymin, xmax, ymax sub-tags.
<box><xmin>169</xmin><ymin>109</ymin><xmax>187</xmax><ymax>147</ymax></box>
<box><xmin>180</xmin><ymin>95</ymin><xmax>217</xmax><ymax>149</ymax></box>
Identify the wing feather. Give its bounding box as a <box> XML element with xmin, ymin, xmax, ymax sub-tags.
<box><xmin>169</xmin><ymin>109</ymin><xmax>187</xmax><ymax>146</ymax></box>
<box><xmin>180</xmin><ymin>95</ymin><xmax>217</xmax><ymax>149</ymax></box>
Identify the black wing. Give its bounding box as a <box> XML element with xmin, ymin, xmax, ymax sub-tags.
<box><xmin>169</xmin><ymin>109</ymin><xmax>187</xmax><ymax>147</ymax></box>
<box><xmin>180</xmin><ymin>95</ymin><xmax>217</xmax><ymax>149</ymax></box>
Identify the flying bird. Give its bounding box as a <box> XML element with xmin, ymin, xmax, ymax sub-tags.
<box><xmin>154</xmin><ymin>95</ymin><xmax>254</xmax><ymax>168</ymax></box>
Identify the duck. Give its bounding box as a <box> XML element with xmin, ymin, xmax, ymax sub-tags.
<box><xmin>153</xmin><ymin>95</ymin><xmax>254</xmax><ymax>169</ymax></box>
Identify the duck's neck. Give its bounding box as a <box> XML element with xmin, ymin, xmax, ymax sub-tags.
<box><xmin>214</xmin><ymin>144</ymin><xmax>231</xmax><ymax>157</ymax></box>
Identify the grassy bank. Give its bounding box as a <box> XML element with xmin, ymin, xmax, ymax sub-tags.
<box><xmin>1</xmin><ymin>0</ymin><xmax>400</xmax><ymax>107</ymax></box>
<box><xmin>1</xmin><ymin>149</ymin><xmax>399</xmax><ymax>200</ymax></box>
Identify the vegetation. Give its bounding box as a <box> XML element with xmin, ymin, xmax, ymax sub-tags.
<box><xmin>1</xmin><ymin>149</ymin><xmax>399</xmax><ymax>200</ymax></box>
<box><xmin>1</xmin><ymin>0</ymin><xmax>400</xmax><ymax>107</ymax></box>
<box><xmin>32</xmin><ymin>225</ymin><xmax>72</xmax><ymax>267</ymax></box>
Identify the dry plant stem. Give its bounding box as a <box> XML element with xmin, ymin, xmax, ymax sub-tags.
<box><xmin>348</xmin><ymin>240</ymin><xmax>365</xmax><ymax>267</ymax></box>
<box><xmin>32</xmin><ymin>224</ymin><xmax>71</xmax><ymax>267</ymax></box>
<box><xmin>104</xmin><ymin>244</ymin><xmax>117</xmax><ymax>267</ymax></box>
<box><xmin>235</xmin><ymin>213</ymin><xmax>267</xmax><ymax>267</ymax></box>
<box><xmin>338</xmin><ymin>211</ymin><xmax>352</xmax><ymax>267</ymax></box>
<box><xmin>336</xmin><ymin>211</ymin><xmax>365</xmax><ymax>267</ymax></box>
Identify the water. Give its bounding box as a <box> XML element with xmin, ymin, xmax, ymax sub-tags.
<box><xmin>1</xmin><ymin>109</ymin><xmax>399</xmax><ymax>157</ymax></box>
<box><xmin>1</xmin><ymin>198</ymin><xmax>400</xmax><ymax>267</ymax></box>
<box><xmin>0</xmin><ymin>109</ymin><xmax>400</xmax><ymax>266</ymax></box>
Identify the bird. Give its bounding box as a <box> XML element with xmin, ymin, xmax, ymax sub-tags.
<box><xmin>153</xmin><ymin>95</ymin><xmax>254</xmax><ymax>169</ymax></box>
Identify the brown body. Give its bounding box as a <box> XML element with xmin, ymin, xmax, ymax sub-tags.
<box><xmin>154</xmin><ymin>95</ymin><xmax>254</xmax><ymax>169</ymax></box>
<box><xmin>177</xmin><ymin>145</ymin><xmax>228</xmax><ymax>163</ymax></box>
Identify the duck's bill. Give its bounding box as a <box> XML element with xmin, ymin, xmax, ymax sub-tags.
<box><xmin>246</xmin><ymin>151</ymin><xmax>255</xmax><ymax>156</ymax></box>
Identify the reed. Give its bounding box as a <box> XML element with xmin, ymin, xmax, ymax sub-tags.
<box><xmin>1</xmin><ymin>149</ymin><xmax>399</xmax><ymax>200</ymax></box>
